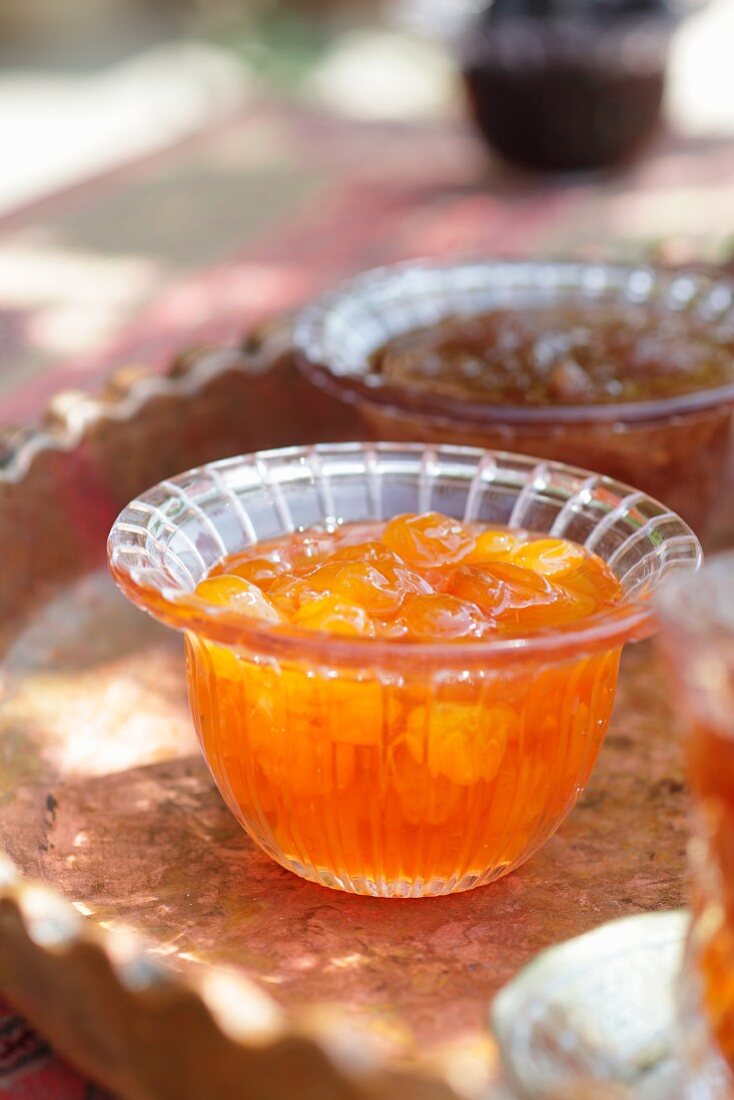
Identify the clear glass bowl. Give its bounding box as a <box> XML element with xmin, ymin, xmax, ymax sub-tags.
<box><xmin>293</xmin><ymin>260</ymin><xmax>734</xmax><ymax>536</ymax></box>
<box><xmin>108</xmin><ymin>443</ymin><xmax>701</xmax><ymax>898</ymax></box>
<box><xmin>656</xmin><ymin>555</ymin><xmax>734</xmax><ymax>1098</ymax></box>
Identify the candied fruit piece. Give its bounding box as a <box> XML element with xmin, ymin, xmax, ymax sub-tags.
<box><xmin>188</xmin><ymin>635</ymin><xmax>243</xmax><ymax>688</ymax></box>
<box><xmin>269</xmin><ymin>564</ymin><xmax>353</xmax><ymax>615</ymax></box>
<box><xmin>239</xmin><ymin>661</ymin><xmax>285</xmax><ymax>754</ymax></box>
<box><xmin>326</xmin><ymin>677</ymin><xmax>384</xmax><ymax>745</ymax></box>
<box><xmin>397</xmin><ymin>593</ymin><xmax>486</xmax><ymax>640</ymax></box>
<box><xmin>279</xmin><ymin>660</ymin><xmax>383</xmax><ymax>746</ymax></box>
<box><xmin>330</xmin><ymin>560</ymin><xmax>431</xmax><ymax>616</ymax></box>
<box><xmin>554</xmin><ymin>582</ymin><xmax>598</xmax><ymax>620</ymax></box>
<box><xmin>228</xmin><ymin>557</ymin><xmax>287</xmax><ymax>589</ymax></box>
<box><xmin>446</xmin><ymin>561</ymin><xmax>610</xmax><ymax>632</ymax></box>
<box><xmin>445</xmin><ymin>562</ymin><xmax>561</xmax><ymax>620</ymax></box>
<box><xmin>389</xmin><ymin>743</ymin><xmax>464</xmax><ymax>826</ymax></box>
<box><xmin>444</xmin><ymin>565</ymin><xmax>506</xmax><ymax>615</ymax></box>
<box><xmin>273</xmin><ymin>558</ymin><xmax>431</xmax><ymax>618</ymax></box>
<box><xmin>286</xmin><ymin>531</ymin><xmax>341</xmax><ymax>567</ymax></box>
<box><xmin>508</xmin><ymin>538</ymin><xmax>587</xmax><ymax>579</ymax></box>
<box><xmin>201</xmin><ymin>640</ymin><xmax>242</xmax><ymax>681</ymax></box>
<box><xmin>291</xmin><ymin>594</ymin><xmax>375</xmax><ymax>636</ymax></box>
<box><xmin>353</xmin><ymin>561</ymin><xmax>432</xmax><ymax>615</ymax></box>
<box><xmin>289</xmin><ymin>562</ymin><xmax>344</xmax><ymax>596</ymax></box>
<box><xmin>560</xmin><ymin>560</ymin><xmax>623</xmax><ymax>611</ymax></box>
<box><xmin>377</xmin><ymin>618</ymin><xmax>410</xmax><ymax>639</ymax></box>
<box><xmin>382</xmin><ymin>512</ymin><xmax>476</xmax><ymax>567</ymax></box>
<box><xmin>268</xmin><ymin>575</ymin><xmax>312</xmax><ymax>616</ymax></box>
<box><xmin>405</xmin><ymin>701</ymin><xmax>515</xmax><ymax>785</ymax></box>
<box><xmin>465</xmin><ymin>529</ymin><xmax>520</xmax><ymax>562</ymax></box>
<box><xmin>195</xmin><ymin>574</ymin><xmax>283</xmax><ymax>623</ymax></box>
<box><xmin>238</xmin><ymin>665</ymin><xmax>357</xmax><ymax>796</ymax></box>
<box><xmin>327</xmin><ymin>540</ymin><xmax>401</xmax><ymax>566</ymax></box>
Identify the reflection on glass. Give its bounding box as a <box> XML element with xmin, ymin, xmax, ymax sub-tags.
<box><xmin>657</xmin><ymin>552</ymin><xmax>734</xmax><ymax>1098</ymax></box>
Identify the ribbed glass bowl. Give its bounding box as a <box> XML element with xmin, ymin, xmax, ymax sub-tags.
<box><xmin>108</xmin><ymin>443</ymin><xmax>701</xmax><ymax>897</ymax></box>
<box><xmin>294</xmin><ymin>260</ymin><xmax>734</xmax><ymax>535</ymax></box>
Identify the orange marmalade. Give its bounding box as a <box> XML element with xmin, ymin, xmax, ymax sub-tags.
<box><xmin>184</xmin><ymin>514</ymin><xmax>623</xmax><ymax>895</ymax></box>
<box><xmin>689</xmin><ymin>718</ymin><xmax>734</xmax><ymax>1076</ymax></box>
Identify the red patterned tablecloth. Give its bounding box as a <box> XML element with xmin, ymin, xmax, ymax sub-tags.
<box><xmin>0</xmin><ymin>994</ymin><xmax>114</xmax><ymax>1098</ymax></box>
<box><xmin>1</xmin><ymin>100</ymin><xmax>733</xmax><ymax>1098</ymax></box>
<box><xmin>1</xmin><ymin>102</ymin><xmax>733</xmax><ymax>426</ymax></box>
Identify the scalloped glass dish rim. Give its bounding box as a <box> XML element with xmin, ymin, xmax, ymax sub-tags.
<box><xmin>294</xmin><ymin>258</ymin><xmax>734</xmax><ymax>426</ymax></box>
<box><xmin>107</xmin><ymin>443</ymin><xmax>702</xmax><ymax>669</ymax></box>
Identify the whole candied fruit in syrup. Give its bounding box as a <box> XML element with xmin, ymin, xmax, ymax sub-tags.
<box><xmin>194</xmin><ymin>574</ymin><xmax>283</xmax><ymax>624</ymax></box>
<box><xmin>187</xmin><ymin>513</ymin><xmax>625</xmax><ymax>892</ymax></box>
<box><xmin>198</xmin><ymin>513</ymin><xmax>622</xmax><ymax>639</ymax></box>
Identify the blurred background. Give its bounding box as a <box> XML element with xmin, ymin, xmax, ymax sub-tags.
<box><xmin>0</xmin><ymin>0</ymin><xmax>733</xmax><ymax>422</ymax></box>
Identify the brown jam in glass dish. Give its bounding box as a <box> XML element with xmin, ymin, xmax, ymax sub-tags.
<box><xmin>372</xmin><ymin>302</ymin><xmax>734</xmax><ymax>407</ymax></box>
<box><xmin>294</xmin><ymin>261</ymin><xmax>734</xmax><ymax>538</ymax></box>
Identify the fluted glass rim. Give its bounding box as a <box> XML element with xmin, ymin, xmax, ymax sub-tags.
<box><xmin>294</xmin><ymin>258</ymin><xmax>734</xmax><ymax>426</ymax></box>
<box><xmin>107</xmin><ymin>442</ymin><xmax>701</xmax><ymax>668</ymax></box>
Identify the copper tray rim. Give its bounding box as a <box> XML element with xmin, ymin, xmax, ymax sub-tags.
<box><xmin>0</xmin><ymin>341</ymin><xmax>470</xmax><ymax>1100</ymax></box>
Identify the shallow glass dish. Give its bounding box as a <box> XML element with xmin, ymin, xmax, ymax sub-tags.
<box><xmin>491</xmin><ymin>909</ymin><xmax>688</xmax><ymax>1099</ymax></box>
<box><xmin>293</xmin><ymin>260</ymin><xmax>734</xmax><ymax>536</ymax></box>
<box><xmin>108</xmin><ymin>443</ymin><xmax>701</xmax><ymax>898</ymax></box>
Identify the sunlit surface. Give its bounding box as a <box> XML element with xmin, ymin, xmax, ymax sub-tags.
<box><xmin>0</xmin><ymin>43</ymin><xmax>246</xmax><ymax>213</ymax></box>
<box><xmin>668</xmin><ymin>0</ymin><xmax>734</xmax><ymax>136</ymax></box>
<box><xmin>1</xmin><ymin>573</ymin><xmax>195</xmax><ymax>779</ymax></box>
<box><xmin>0</xmin><ymin>243</ymin><xmax>161</xmax><ymax>357</ymax></box>
<box><xmin>0</xmin><ymin>528</ymin><xmax>693</xmax><ymax>1067</ymax></box>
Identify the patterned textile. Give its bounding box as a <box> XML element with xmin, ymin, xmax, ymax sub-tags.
<box><xmin>0</xmin><ymin>994</ymin><xmax>115</xmax><ymax>1097</ymax></box>
<box><xmin>0</xmin><ymin>102</ymin><xmax>732</xmax><ymax>426</ymax></box>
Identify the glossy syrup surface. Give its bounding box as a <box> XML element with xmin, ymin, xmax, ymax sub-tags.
<box><xmin>186</xmin><ymin>516</ymin><xmax>623</xmax><ymax>894</ymax></box>
<box><xmin>198</xmin><ymin>514</ymin><xmax>622</xmax><ymax>640</ymax></box>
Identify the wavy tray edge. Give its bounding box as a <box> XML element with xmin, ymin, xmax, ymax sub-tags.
<box><xmin>0</xmin><ymin>327</ymin><xmax>462</xmax><ymax>1100</ymax></box>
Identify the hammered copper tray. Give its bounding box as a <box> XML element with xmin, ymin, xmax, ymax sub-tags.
<box><xmin>0</xmin><ymin>329</ymin><xmax>707</xmax><ymax>1100</ymax></box>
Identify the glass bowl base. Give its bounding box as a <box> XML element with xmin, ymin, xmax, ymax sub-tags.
<box><xmin>272</xmin><ymin>852</ymin><xmax>516</xmax><ymax>898</ymax></box>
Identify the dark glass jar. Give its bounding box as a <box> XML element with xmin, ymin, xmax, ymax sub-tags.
<box><xmin>461</xmin><ymin>0</ymin><xmax>678</xmax><ymax>172</ymax></box>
